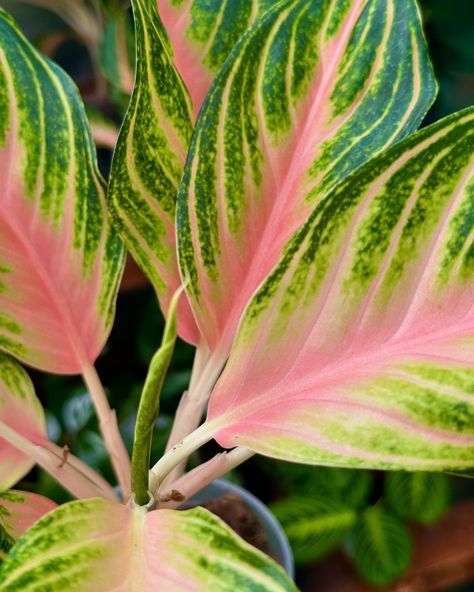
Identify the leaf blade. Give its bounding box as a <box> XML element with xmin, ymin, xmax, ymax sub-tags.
<box><xmin>178</xmin><ymin>0</ymin><xmax>437</xmax><ymax>353</ymax></box>
<box><xmin>108</xmin><ymin>0</ymin><xmax>199</xmax><ymax>344</ymax></box>
<box><xmin>204</xmin><ymin>107</ymin><xmax>474</xmax><ymax>471</ymax></box>
<box><xmin>0</xmin><ymin>499</ymin><xmax>297</xmax><ymax>591</ymax></box>
<box><xmin>0</xmin><ymin>8</ymin><xmax>124</xmax><ymax>374</ymax></box>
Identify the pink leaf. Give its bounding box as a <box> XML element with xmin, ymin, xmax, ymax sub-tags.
<box><xmin>0</xmin><ymin>499</ymin><xmax>295</xmax><ymax>590</ymax></box>
<box><xmin>178</xmin><ymin>0</ymin><xmax>436</xmax><ymax>356</ymax></box>
<box><xmin>0</xmin><ymin>10</ymin><xmax>124</xmax><ymax>375</ymax></box>
<box><xmin>0</xmin><ymin>490</ymin><xmax>57</xmax><ymax>540</ymax></box>
<box><xmin>0</xmin><ymin>353</ymin><xmax>46</xmax><ymax>490</ymax></box>
<box><xmin>204</xmin><ymin>108</ymin><xmax>474</xmax><ymax>471</ymax></box>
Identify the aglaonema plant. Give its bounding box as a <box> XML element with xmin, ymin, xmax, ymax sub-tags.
<box><xmin>0</xmin><ymin>0</ymin><xmax>473</xmax><ymax>588</ymax></box>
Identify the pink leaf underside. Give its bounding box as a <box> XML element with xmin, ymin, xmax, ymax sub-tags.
<box><xmin>179</xmin><ymin>0</ymin><xmax>436</xmax><ymax>354</ymax></box>
<box><xmin>0</xmin><ymin>491</ymin><xmax>57</xmax><ymax>539</ymax></box>
<box><xmin>0</xmin><ymin>500</ymin><xmax>293</xmax><ymax>591</ymax></box>
<box><xmin>0</xmin><ymin>355</ymin><xmax>47</xmax><ymax>489</ymax></box>
<box><xmin>0</xmin><ymin>29</ymin><xmax>122</xmax><ymax>375</ymax></box>
<box><xmin>205</xmin><ymin>110</ymin><xmax>474</xmax><ymax>470</ymax></box>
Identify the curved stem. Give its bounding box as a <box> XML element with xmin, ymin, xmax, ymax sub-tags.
<box><xmin>149</xmin><ymin>422</ymin><xmax>216</xmax><ymax>498</ymax></box>
<box><xmin>158</xmin><ymin>447</ymin><xmax>255</xmax><ymax>510</ymax></box>
<box><xmin>82</xmin><ymin>363</ymin><xmax>131</xmax><ymax>501</ymax></box>
<box><xmin>0</xmin><ymin>420</ymin><xmax>118</xmax><ymax>501</ymax></box>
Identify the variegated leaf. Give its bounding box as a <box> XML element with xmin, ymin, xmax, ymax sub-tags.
<box><xmin>0</xmin><ymin>499</ymin><xmax>297</xmax><ymax>591</ymax></box>
<box><xmin>203</xmin><ymin>107</ymin><xmax>474</xmax><ymax>471</ymax></box>
<box><xmin>178</xmin><ymin>0</ymin><xmax>437</xmax><ymax>354</ymax></box>
<box><xmin>157</xmin><ymin>0</ymin><xmax>279</xmax><ymax>113</ymax></box>
<box><xmin>0</xmin><ymin>9</ymin><xmax>124</xmax><ymax>374</ymax></box>
<box><xmin>100</xmin><ymin>10</ymin><xmax>135</xmax><ymax>98</ymax></box>
<box><xmin>108</xmin><ymin>0</ymin><xmax>199</xmax><ymax>344</ymax></box>
<box><xmin>0</xmin><ymin>353</ymin><xmax>46</xmax><ymax>490</ymax></box>
<box><xmin>0</xmin><ymin>490</ymin><xmax>56</xmax><ymax>542</ymax></box>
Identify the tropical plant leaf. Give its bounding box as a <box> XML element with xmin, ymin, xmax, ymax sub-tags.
<box><xmin>0</xmin><ymin>490</ymin><xmax>56</xmax><ymax>542</ymax></box>
<box><xmin>0</xmin><ymin>499</ymin><xmax>297</xmax><ymax>591</ymax></box>
<box><xmin>0</xmin><ymin>9</ymin><xmax>124</xmax><ymax>375</ymax></box>
<box><xmin>270</xmin><ymin>496</ymin><xmax>357</xmax><ymax>565</ymax></box>
<box><xmin>157</xmin><ymin>0</ymin><xmax>279</xmax><ymax>113</ymax></box>
<box><xmin>100</xmin><ymin>9</ymin><xmax>135</xmax><ymax>97</ymax></box>
<box><xmin>385</xmin><ymin>471</ymin><xmax>450</xmax><ymax>524</ymax></box>
<box><xmin>350</xmin><ymin>506</ymin><xmax>412</xmax><ymax>585</ymax></box>
<box><xmin>108</xmin><ymin>0</ymin><xmax>199</xmax><ymax>344</ymax></box>
<box><xmin>132</xmin><ymin>288</ymin><xmax>180</xmax><ymax>506</ymax></box>
<box><xmin>203</xmin><ymin>107</ymin><xmax>474</xmax><ymax>471</ymax></box>
<box><xmin>87</xmin><ymin>107</ymin><xmax>119</xmax><ymax>150</ymax></box>
<box><xmin>178</xmin><ymin>0</ymin><xmax>436</xmax><ymax>354</ymax></box>
<box><xmin>0</xmin><ymin>353</ymin><xmax>46</xmax><ymax>490</ymax></box>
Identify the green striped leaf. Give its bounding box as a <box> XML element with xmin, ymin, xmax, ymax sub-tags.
<box><xmin>350</xmin><ymin>507</ymin><xmax>412</xmax><ymax>585</ymax></box>
<box><xmin>178</xmin><ymin>0</ymin><xmax>436</xmax><ymax>354</ymax></box>
<box><xmin>204</xmin><ymin>107</ymin><xmax>474</xmax><ymax>471</ymax></box>
<box><xmin>0</xmin><ymin>9</ymin><xmax>124</xmax><ymax>374</ymax></box>
<box><xmin>0</xmin><ymin>499</ymin><xmax>297</xmax><ymax>591</ymax></box>
<box><xmin>0</xmin><ymin>354</ymin><xmax>46</xmax><ymax>490</ymax></box>
<box><xmin>270</xmin><ymin>496</ymin><xmax>357</xmax><ymax>565</ymax></box>
<box><xmin>108</xmin><ymin>0</ymin><xmax>199</xmax><ymax>344</ymax></box>
<box><xmin>157</xmin><ymin>0</ymin><xmax>279</xmax><ymax>113</ymax></box>
<box><xmin>385</xmin><ymin>472</ymin><xmax>450</xmax><ymax>524</ymax></box>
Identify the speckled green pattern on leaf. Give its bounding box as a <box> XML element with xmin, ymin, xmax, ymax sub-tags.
<box><xmin>0</xmin><ymin>9</ymin><xmax>124</xmax><ymax>374</ymax></box>
<box><xmin>108</xmin><ymin>0</ymin><xmax>199</xmax><ymax>344</ymax></box>
<box><xmin>0</xmin><ymin>500</ymin><xmax>297</xmax><ymax>591</ymax></box>
<box><xmin>177</xmin><ymin>0</ymin><xmax>436</xmax><ymax>352</ymax></box>
<box><xmin>207</xmin><ymin>107</ymin><xmax>474</xmax><ymax>472</ymax></box>
<box><xmin>0</xmin><ymin>353</ymin><xmax>46</xmax><ymax>490</ymax></box>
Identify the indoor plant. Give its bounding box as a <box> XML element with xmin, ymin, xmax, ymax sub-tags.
<box><xmin>0</xmin><ymin>0</ymin><xmax>473</xmax><ymax>589</ymax></box>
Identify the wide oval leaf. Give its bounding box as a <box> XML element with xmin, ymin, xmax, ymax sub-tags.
<box><xmin>270</xmin><ymin>496</ymin><xmax>357</xmax><ymax>565</ymax></box>
<box><xmin>0</xmin><ymin>353</ymin><xmax>46</xmax><ymax>490</ymax></box>
<box><xmin>178</xmin><ymin>0</ymin><xmax>436</xmax><ymax>354</ymax></box>
<box><xmin>350</xmin><ymin>507</ymin><xmax>411</xmax><ymax>585</ymax></box>
<box><xmin>384</xmin><ymin>471</ymin><xmax>449</xmax><ymax>524</ymax></box>
<box><xmin>0</xmin><ymin>9</ymin><xmax>124</xmax><ymax>374</ymax></box>
<box><xmin>0</xmin><ymin>498</ymin><xmax>297</xmax><ymax>591</ymax></box>
<box><xmin>204</xmin><ymin>107</ymin><xmax>474</xmax><ymax>471</ymax></box>
<box><xmin>108</xmin><ymin>0</ymin><xmax>199</xmax><ymax>344</ymax></box>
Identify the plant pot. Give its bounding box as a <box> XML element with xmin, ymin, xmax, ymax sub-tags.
<box><xmin>187</xmin><ymin>479</ymin><xmax>294</xmax><ymax>578</ymax></box>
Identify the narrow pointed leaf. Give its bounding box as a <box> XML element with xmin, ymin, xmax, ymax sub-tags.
<box><xmin>108</xmin><ymin>0</ymin><xmax>199</xmax><ymax>344</ymax></box>
<box><xmin>132</xmin><ymin>288</ymin><xmax>180</xmax><ymax>505</ymax></box>
<box><xmin>178</xmin><ymin>0</ymin><xmax>436</xmax><ymax>353</ymax></box>
<box><xmin>384</xmin><ymin>472</ymin><xmax>449</xmax><ymax>524</ymax></box>
<box><xmin>0</xmin><ymin>490</ymin><xmax>56</xmax><ymax>542</ymax></box>
<box><xmin>0</xmin><ymin>353</ymin><xmax>46</xmax><ymax>490</ymax></box>
<box><xmin>0</xmin><ymin>9</ymin><xmax>124</xmax><ymax>374</ymax></box>
<box><xmin>157</xmin><ymin>0</ymin><xmax>279</xmax><ymax>113</ymax></box>
<box><xmin>0</xmin><ymin>499</ymin><xmax>297</xmax><ymax>591</ymax></box>
<box><xmin>270</xmin><ymin>496</ymin><xmax>357</xmax><ymax>565</ymax></box>
<box><xmin>205</xmin><ymin>107</ymin><xmax>474</xmax><ymax>471</ymax></box>
<box><xmin>350</xmin><ymin>507</ymin><xmax>412</xmax><ymax>585</ymax></box>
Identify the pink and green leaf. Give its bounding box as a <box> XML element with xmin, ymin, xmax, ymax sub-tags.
<box><xmin>0</xmin><ymin>490</ymin><xmax>56</xmax><ymax>543</ymax></box>
<box><xmin>100</xmin><ymin>10</ymin><xmax>135</xmax><ymax>98</ymax></box>
<box><xmin>108</xmin><ymin>0</ymin><xmax>199</xmax><ymax>344</ymax></box>
<box><xmin>0</xmin><ymin>353</ymin><xmax>46</xmax><ymax>490</ymax></box>
<box><xmin>157</xmin><ymin>0</ymin><xmax>279</xmax><ymax>114</ymax></box>
<box><xmin>0</xmin><ymin>498</ymin><xmax>296</xmax><ymax>591</ymax></box>
<box><xmin>204</xmin><ymin>107</ymin><xmax>474</xmax><ymax>471</ymax></box>
<box><xmin>0</xmin><ymin>9</ymin><xmax>124</xmax><ymax>375</ymax></box>
<box><xmin>178</xmin><ymin>0</ymin><xmax>437</xmax><ymax>354</ymax></box>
